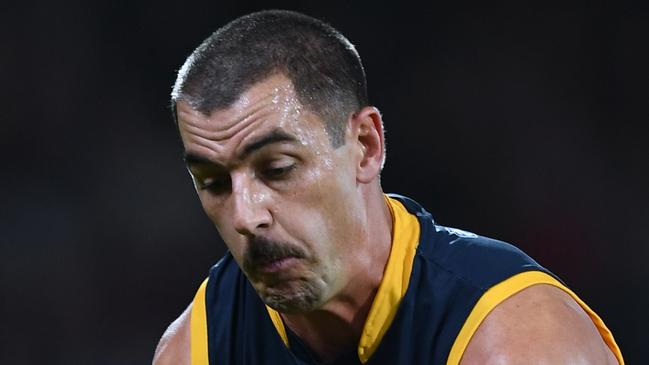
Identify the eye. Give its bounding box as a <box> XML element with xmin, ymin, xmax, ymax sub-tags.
<box><xmin>262</xmin><ymin>163</ymin><xmax>296</xmax><ymax>180</ymax></box>
<box><xmin>198</xmin><ymin>175</ymin><xmax>231</xmax><ymax>193</ymax></box>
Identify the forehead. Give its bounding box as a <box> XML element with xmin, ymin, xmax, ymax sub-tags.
<box><xmin>176</xmin><ymin>74</ymin><xmax>330</xmax><ymax>162</ymax></box>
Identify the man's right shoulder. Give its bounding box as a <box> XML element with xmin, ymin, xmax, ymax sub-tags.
<box><xmin>152</xmin><ymin>303</ymin><xmax>192</xmax><ymax>365</ymax></box>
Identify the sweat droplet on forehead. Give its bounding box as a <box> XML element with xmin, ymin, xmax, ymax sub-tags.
<box><xmin>179</xmin><ymin>74</ymin><xmax>337</xmax><ymax>167</ymax></box>
<box><xmin>271</xmin><ymin>87</ymin><xmax>281</xmax><ymax>104</ymax></box>
<box><xmin>266</xmin><ymin>85</ymin><xmax>323</xmax><ymax>148</ymax></box>
<box><xmin>265</xmin><ymin>84</ymin><xmax>337</xmax><ymax>176</ymax></box>
<box><xmin>273</xmin><ymin>87</ymin><xmax>303</xmax><ymax>120</ymax></box>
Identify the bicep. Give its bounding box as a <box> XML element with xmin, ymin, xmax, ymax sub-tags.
<box><xmin>152</xmin><ymin>303</ymin><xmax>192</xmax><ymax>365</ymax></box>
<box><xmin>459</xmin><ymin>284</ymin><xmax>618</xmax><ymax>365</ymax></box>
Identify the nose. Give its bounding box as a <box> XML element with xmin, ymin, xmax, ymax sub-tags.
<box><xmin>230</xmin><ymin>174</ymin><xmax>272</xmax><ymax>236</ymax></box>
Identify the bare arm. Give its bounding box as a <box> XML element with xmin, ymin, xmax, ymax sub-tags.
<box><xmin>152</xmin><ymin>303</ymin><xmax>192</xmax><ymax>365</ymax></box>
<box><xmin>460</xmin><ymin>284</ymin><xmax>618</xmax><ymax>365</ymax></box>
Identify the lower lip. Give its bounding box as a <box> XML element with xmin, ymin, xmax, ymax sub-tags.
<box><xmin>258</xmin><ymin>257</ymin><xmax>300</xmax><ymax>274</ymax></box>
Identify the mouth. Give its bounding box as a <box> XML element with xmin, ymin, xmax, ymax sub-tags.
<box><xmin>243</xmin><ymin>236</ymin><xmax>307</xmax><ymax>278</ymax></box>
<box><xmin>242</xmin><ymin>240</ymin><xmax>317</xmax><ymax>299</ymax></box>
<box><xmin>255</xmin><ymin>256</ymin><xmax>301</xmax><ymax>275</ymax></box>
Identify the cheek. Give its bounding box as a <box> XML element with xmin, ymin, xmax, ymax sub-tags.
<box><xmin>299</xmin><ymin>147</ymin><xmax>356</xmax><ymax>199</ymax></box>
<box><xmin>198</xmin><ymin>193</ymin><xmax>223</xmax><ymax>227</ymax></box>
<box><xmin>282</xmin><ymin>160</ymin><xmax>360</xmax><ymax>245</ymax></box>
<box><xmin>198</xmin><ymin>194</ymin><xmax>245</xmax><ymax>258</ymax></box>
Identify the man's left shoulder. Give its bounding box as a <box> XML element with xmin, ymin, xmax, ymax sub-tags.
<box><xmin>421</xmin><ymin>224</ymin><xmax>548</xmax><ymax>289</ymax></box>
<box><xmin>392</xmin><ymin>193</ymin><xmax>539</xmax><ymax>277</ymax></box>
<box><xmin>459</xmin><ymin>283</ymin><xmax>620</xmax><ymax>364</ymax></box>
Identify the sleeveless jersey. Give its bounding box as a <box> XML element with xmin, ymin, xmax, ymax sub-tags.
<box><xmin>189</xmin><ymin>194</ymin><xmax>624</xmax><ymax>364</ymax></box>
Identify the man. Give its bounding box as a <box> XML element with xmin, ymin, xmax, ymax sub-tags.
<box><xmin>154</xmin><ymin>10</ymin><xmax>624</xmax><ymax>365</ymax></box>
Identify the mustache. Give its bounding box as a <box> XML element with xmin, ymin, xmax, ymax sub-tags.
<box><xmin>242</xmin><ymin>236</ymin><xmax>306</xmax><ymax>272</ymax></box>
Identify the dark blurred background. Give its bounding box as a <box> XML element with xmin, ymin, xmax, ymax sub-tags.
<box><xmin>1</xmin><ymin>1</ymin><xmax>647</xmax><ymax>364</ymax></box>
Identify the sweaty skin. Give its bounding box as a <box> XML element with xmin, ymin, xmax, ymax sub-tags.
<box><xmin>178</xmin><ymin>74</ymin><xmax>390</xmax><ymax>317</ymax></box>
<box><xmin>152</xmin><ymin>304</ymin><xmax>190</xmax><ymax>365</ymax></box>
<box><xmin>460</xmin><ymin>284</ymin><xmax>619</xmax><ymax>365</ymax></box>
<box><xmin>153</xmin><ymin>74</ymin><xmax>619</xmax><ymax>365</ymax></box>
<box><xmin>172</xmin><ymin>73</ymin><xmax>392</xmax><ymax>362</ymax></box>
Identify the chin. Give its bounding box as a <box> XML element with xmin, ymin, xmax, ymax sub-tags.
<box><xmin>260</xmin><ymin>282</ymin><xmax>324</xmax><ymax>314</ymax></box>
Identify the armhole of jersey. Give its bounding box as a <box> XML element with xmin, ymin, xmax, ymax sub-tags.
<box><xmin>190</xmin><ymin>278</ymin><xmax>209</xmax><ymax>365</ymax></box>
<box><xmin>265</xmin><ymin>305</ymin><xmax>289</xmax><ymax>347</ymax></box>
<box><xmin>446</xmin><ymin>271</ymin><xmax>625</xmax><ymax>365</ymax></box>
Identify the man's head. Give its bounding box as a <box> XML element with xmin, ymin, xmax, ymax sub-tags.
<box><xmin>172</xmin><ymin>10</ymin><xmax>368</xmax><ymax>147</ymax></box>
<box><xmin>172</xmin><ymin>11</ymin><xmax>386</xmax><ymax>314</ymax></box>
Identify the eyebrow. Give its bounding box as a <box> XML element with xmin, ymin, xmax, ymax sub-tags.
<box><xmin>183</xmin><ymin>128</ymin><xmax>299</xmax><ymax>166</ymax></box>
<box><xmin>240</xmin><ymin>128</ymin><xmax>298</xmax><ymax>158</ymax></box>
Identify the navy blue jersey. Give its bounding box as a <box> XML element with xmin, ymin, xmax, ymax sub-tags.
<box><xmin>189</xmin><ymin>195</ymin><xmax>623</xmax><ymax>365</ymax></box>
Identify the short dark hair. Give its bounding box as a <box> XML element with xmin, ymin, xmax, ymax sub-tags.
<box><xmin>171</xmin><ymin>10</ymin><xmax>368</xmax><ymax>147</ymax></box>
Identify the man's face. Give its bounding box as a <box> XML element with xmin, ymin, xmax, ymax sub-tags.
<box><xmin>176</xmin><ymin>74</ymin><xmax>366</xmax><ymax>313</ymax></box>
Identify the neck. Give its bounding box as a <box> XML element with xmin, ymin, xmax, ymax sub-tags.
<box><xmin>282</xmin><ymin>187</ymin><xmax>393</xmax><ymax>362</ymax></box>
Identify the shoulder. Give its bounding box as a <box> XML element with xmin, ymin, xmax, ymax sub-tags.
<box><xmin>460</xmin><ymin>284</ymin><xmax>619</xmax><ymax>364</ymax></box>
<box><xmin>419</xmin><ymin>223</ymin><xmax>546</xmax><ymax>289</ymax></box>
<box><xmin>152</xmin><ymin>303</ymin><xmax>191</xmax><ymax>365</ymax></box>
<box><xmin>390</xmin><ymin>195</ymin><xmax>541</xmax><ymax>280</ymax></box>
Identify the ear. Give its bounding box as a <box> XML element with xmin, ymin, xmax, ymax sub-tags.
<box><xmin>348</xmin><ymin>106</ymin><xmax>385</xmax><ymax>184</ymax></box>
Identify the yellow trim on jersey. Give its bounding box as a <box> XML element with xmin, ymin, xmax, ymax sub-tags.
<box><xmin>266</xmin><ymin>305</ymin><xmax>289</xmax><ymax>347</ymax></box>
<box><xmin>190</xmin><ymin>278</ymin><xmax>209</xmax><ymax>365</ymax></box>
<box><xmin>191</xmin><ymin>200</ymin><xmax>624</xmax><ymax>365</ymax></box>
<box><xmin>357</xmin><ymin>196</ymin><xmax>421</xmax><ymax>363</ymax></box>
<box><xmin>446</xmin><ymin>271</ymin><xmax>625</xmax><ymax>365</ymax></box>
<box><xmin>547</xmin><ymin>276</ymin><xmax>624</xmax><ymax>365</ymax></box>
